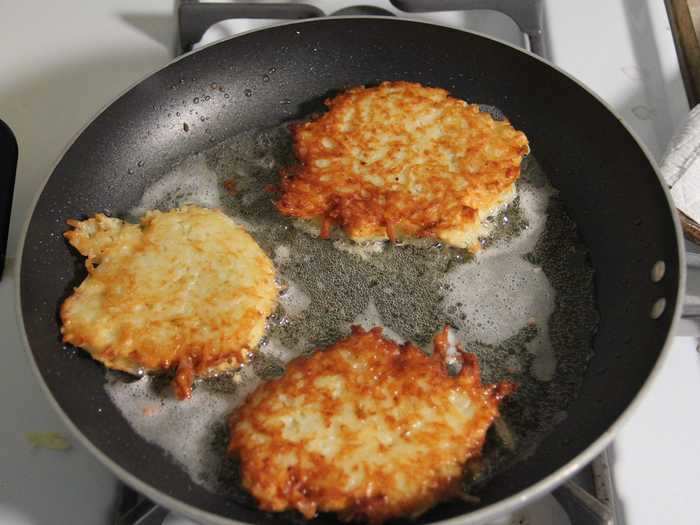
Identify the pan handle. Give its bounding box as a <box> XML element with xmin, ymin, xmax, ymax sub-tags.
<box><xmin>683</xmin><ymin>253</ymin><xmax>700</xmax><ymax>318</ymax></box>
<box><xmin>0</xmin><ymin>119</ymin><xmax>18</xmax><ymax>282</ymax></box>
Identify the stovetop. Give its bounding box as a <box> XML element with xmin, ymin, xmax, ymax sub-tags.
<box><xmin>0</xmin><ymin>1</ymin><xmax>698</xmax><ymax>525</ymax></box>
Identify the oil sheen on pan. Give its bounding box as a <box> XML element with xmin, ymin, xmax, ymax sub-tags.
<box><xmin>104</xmin><ymin>120</ymin><xmax>596</xmax><ymax>504</ymax></box>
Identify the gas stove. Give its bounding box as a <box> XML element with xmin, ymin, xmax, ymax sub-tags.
<box><xmin>0</xmin><ymin>2</ymin><xmax>698</xmax><ymax>525</ymax></box>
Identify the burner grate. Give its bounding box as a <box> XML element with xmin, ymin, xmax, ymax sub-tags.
<box><xmin>114</xmin><ymin>452</ymin><xmax>619</xmax><ymax>525</ymax></box>
<box><xmin>175</xmin><ymin>0</ymin><xmax>547</xmax><ymax>58</ymax></box>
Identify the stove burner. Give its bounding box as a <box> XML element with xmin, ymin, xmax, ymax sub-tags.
<box><xmin>331</xmin><ymin>6</ymin><xmax>396</xmax><ymax>16</ymax></box>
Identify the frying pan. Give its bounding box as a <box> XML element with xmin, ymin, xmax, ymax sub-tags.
<box><xmin>16</xmin><ymin>17</ymin><xmax>683</xmax><ymax>525</ymax></box>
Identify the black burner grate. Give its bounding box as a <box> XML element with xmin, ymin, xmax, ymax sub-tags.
<box><xmin>176</xmin><ymin>0</ymin><xmax>547</xmax><ymax>58</ymax></box>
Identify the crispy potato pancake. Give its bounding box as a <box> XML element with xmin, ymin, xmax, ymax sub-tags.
<box><xmin>61</xmin><ymin>206</ymin><xmax>278</xmax><ymax>399</ymax></box>
<box><xmin>277</xmin><ymin>81</ymin><xmax>529</xmax><ymax>251</ymax></box>
<box><xmin>228</xmin><ymin>326</ymin><xmax>513</xmax><ymax>523</ymax></box>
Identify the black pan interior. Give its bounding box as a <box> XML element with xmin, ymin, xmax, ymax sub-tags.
<box><xmin>19</xmin><ymin>18</ymin><xmax>679</xmax><ymax>524</ymax></box>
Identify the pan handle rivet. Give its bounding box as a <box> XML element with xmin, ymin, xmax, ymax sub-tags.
<box><xmin>651</xmin><ymin>261</ymin><xmax>665</xmax><ymax>283</ymax></box>
<box><xmin>650</xmin><ymin>298</ymin><xmax>666</xmax><ymax>319</ymax></box>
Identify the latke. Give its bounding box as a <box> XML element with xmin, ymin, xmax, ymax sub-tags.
<box><xmin>228</xmin><ymin>326</ymin><xmax>513</xmax><ymax>523</ymax></box>
<box><xmin>277</xmin><ymin>81</ymin><xmax>529</xmax><ymax>251</ymax></box>
<box><xmin>61</xmin><ymin>206</ymin><xmax>278</xmax><ymax>399</ymax></box>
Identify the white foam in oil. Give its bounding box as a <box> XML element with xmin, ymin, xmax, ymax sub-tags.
<box><xmin>443</xmin><ymin>178</ymin><xmax>558</xmax><ymax>381</ymax></box>
<box><xmin>332</xmin><ymin>239</ymin><xmax>386</xmax><ymax>260</ymax></box>
<box><xmin>129</xmin><ymin>154</ymin><xmax>221</xmax><ymax>218</ymax></box>
<box><xmin>106</xmin><ymin>124</ymin><xmax>596</xmax><ymax>496</ymax></box>
<box><xmin>260</xmin><ymin>337</ymin><xmax>300</xmax><ymax>365</ymax></box>
<box><xmin>351</xmin><ymin>298</ymin><xmax>405</xmax><ymax>344</ymax></box>
<box><xmin>128</xmin><ymin>153</ymin><xmax>260</xmax><ymax>233</ymax></box>
<box><xmin>105</xmin><ymin>374</ymin><xmax>245</xmax><ymax>490</ymax></box>
<box><xmin>279</xmin><ymin>277</ymin><xmax>311</xmax><ymax>318</ymax></box>
<box><xmin>273</xmin><ymin>244</ymin><xmax>291</xmax><ymax>266</ymax></box>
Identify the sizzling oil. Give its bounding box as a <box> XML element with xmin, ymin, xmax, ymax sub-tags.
<box><xmin>107</xmin><ymin>123</ymin><xmax>597</xmax><ymax>500</ymax></box>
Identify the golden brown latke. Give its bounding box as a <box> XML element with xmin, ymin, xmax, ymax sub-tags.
<box><xmin>277</xmin><ymin>81</ymin><xmax>529</xmax><ymax>251</ymax></box>
<box><xmin>228</xmin><ymin>326</ymin><xmax>513</xmax><ymax>523</ymax></box>
<box><xmin>61</xmin><ymin>206</ymin><xmax>278</xmax><ymax>400</ymax></box>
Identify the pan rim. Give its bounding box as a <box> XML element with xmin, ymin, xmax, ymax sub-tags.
<box><xmin>14</xmin><ymin>15</ymin><xmax>685</xmax><ymax>525</ymax></box>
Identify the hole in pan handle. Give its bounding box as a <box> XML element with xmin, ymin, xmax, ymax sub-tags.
<box><xmin>683</xmin><ymin>253</ymin><xmax>700</xmax><ymax>318</ymax></box>
<box><xmin>0</xmin><ymin>118</ymin><xmax>18</xmax><ymax>282</ymax></box>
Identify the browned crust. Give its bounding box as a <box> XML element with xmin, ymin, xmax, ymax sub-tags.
<box><xmin>228</xmin><ymin>326</ymin><xmax>514</xmax><ymax>523</ymax></box>
<box><xmin>276</xmin><ymin>81</ymin><xmax>529</xmax><ymax>248</ymax></box>
<box><xmin>60</xmin><ymin>207</ymin><xmax>278</xmax><ymax>399</ymax></box>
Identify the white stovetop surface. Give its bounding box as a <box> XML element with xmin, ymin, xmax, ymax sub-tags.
<box><xmin>1</xmin><ymin>1</ymin><xmax>699</xmax><ymax>524</ymax></box>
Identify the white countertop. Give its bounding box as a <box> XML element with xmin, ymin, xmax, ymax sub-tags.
<box><xmin>1</xmin><ymin>1</ymin><xmax>698</xmax><ymax>524</ymax></box>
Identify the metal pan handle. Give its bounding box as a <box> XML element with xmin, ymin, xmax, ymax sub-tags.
<box><xmin>683</xmin><ymin>252</ymin><xmax>700</xmax><ymax>318</ymax></box>
<box><xmin>0</xmin><ymin>119</ymin><xmax>18</xmax><ymax>282</ymax></box>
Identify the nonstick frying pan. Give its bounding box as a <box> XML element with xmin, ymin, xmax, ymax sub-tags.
<box><xmin>17</xmin><ymin>17</ymin><xmax>683</xmax><ymax>525</ymax></box>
